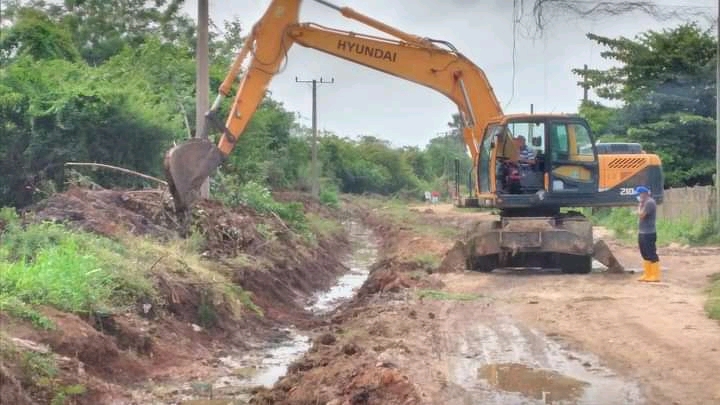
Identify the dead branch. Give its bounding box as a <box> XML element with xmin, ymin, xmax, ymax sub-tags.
<box><xmin>64</xmin><ymin>162</ymin><xmax>168</xmax><ymax>186</ymax></box>
<box><xmin>527</xmin><ymin>0</ymin><xmax>711</xmax><ymax>36</ymax></box>
<box><xmin>270</xmin><ymin>211</ymin><xmax>292</xmax><ymax>232</ymax></box>
<box><xmin>178</xmin><ymin>100</ymin><xmax>194</xmax><ymax>139</ymax></box>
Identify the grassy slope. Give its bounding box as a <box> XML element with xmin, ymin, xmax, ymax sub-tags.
<box><xmin>0</xmin><ymin>207</ymin><xmax>255</xmax><ymax>331</ymax></box>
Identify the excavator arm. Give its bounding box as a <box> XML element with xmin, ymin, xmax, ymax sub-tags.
<box><xmin>164</xmin><ymin>0</ymin><xmax>504</xmax><ymax>213</ymax></box>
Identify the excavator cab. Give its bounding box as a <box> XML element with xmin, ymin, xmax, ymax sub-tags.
<box><xmin>480</xmin><ymin>115</ymin><xmax>600</xmax><ymax>208</ymax></box>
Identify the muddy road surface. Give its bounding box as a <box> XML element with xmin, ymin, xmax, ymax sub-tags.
<box><xmin>249</xmin><ymin>201</ymin><xmax>720</xmax><ymax>405</ymax></box>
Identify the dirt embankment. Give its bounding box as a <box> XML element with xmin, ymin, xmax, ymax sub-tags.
<box><xmin>1</xmin><ymin>187</ymin><xmax>351</xmax><ymax>405</ymax></box>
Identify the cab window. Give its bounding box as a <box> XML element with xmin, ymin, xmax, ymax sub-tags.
<box><xmin>550</xmin><ymin>123</ymin><xmax>569</xmax><ymax>160</ymax></box>
<box><xmin>572</xmin><ymin>124</ymin><xmax>594</xmax><ymax>158</ymax></box>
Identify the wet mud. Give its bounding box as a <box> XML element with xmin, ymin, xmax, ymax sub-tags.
<box><xmin>447</xmin><ymin>314</ymin><xmax>643</xmax><ymax>404</ymax></box>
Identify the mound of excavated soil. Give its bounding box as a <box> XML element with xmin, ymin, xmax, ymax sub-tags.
<box><xmin>28</xmin><ymin>187</ymin><xmax>272</xmax><ymax>258</ymax></box>
<box><xmin>250</xmin><ymin>330</ymin><xmax>422</xmax><ymax>405</ymax></box>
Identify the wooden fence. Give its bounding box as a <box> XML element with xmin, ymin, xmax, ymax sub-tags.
<box><xmin>657</xmin><ymin>186</ymin><xmax>716</xmax><ymax>223</ymax></box>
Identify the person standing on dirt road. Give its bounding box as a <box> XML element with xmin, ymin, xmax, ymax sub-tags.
<box><xmin>636</xmin><ymin>185</ymin><xmax>660</xmax><ymax>282</ymax></box>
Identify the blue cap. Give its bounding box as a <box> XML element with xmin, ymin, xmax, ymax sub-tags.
<box><xmin>635</xmin><ymin>185</ymin><xmax>650</xmax><ymax>194</ymax></box>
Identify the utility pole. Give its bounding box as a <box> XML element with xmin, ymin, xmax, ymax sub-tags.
<box><xmin>196</xmin><ymin>0</ymin><xmax>210</xmax><ymax>198</ymax></box>
<box><xmin>582</xmin><ymin>64</ymin><xmax>590</xmax><ymax>102</ymax></box>
<box><xmin>296</xmin><ymin>77</ymin><xmax>334</xmax><ymax>199</ymax></box>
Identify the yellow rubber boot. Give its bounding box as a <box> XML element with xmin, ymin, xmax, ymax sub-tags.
<box><xmin>638</xmin><ymin>260</ymin><xmax>650</xmax><ymax>281</ymax></box>
<box><xmin>646</xmin><ymin>261</ymin><xmax>661</xmax><ymax>282</ymax></box>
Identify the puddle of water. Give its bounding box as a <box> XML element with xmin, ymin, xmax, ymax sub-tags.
<box><xmin>305</xmin><ymin>221</ymin><xmax>378</xmax><ymax>314</ymax></box>
<box><xmin>449</xmin><ymin>316</ymin><xmax>643</xmax><ymax>405</ymax></box>
<box><xmin>242</xmin><ymin>332</ymin><xmax>311</xmax><ymax>387</ymax></box>
<box><xmin>478</xmin><ymin>363</ymin><xmax>588</xmax><ymax>403</ymax></box>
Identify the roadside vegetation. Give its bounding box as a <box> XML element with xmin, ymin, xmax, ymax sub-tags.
<box><xmin>588</xmin><ymin>208</ymin><xmax>720</xmax><ymax>246</ymax></box>
<box><xmin>417</xmin><ymin>289</ymin><xmax>483</xmax><ymax>302</ymax></box>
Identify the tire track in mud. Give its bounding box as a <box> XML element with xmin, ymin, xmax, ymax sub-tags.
<box><xmin>441</xmin><ymin>305</ymin><xmax>643</xmax><ymax>405</ymax></box>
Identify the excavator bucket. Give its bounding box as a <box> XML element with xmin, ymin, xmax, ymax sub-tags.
<box><xmin>592</xmin><ymin>239</ymin><xmax>625</xmax><ymax>273</ymax></box>
<box><xmin>163</xmin><ymin>138</ymin><xmax>225</xmax><ymax>213</ymax></box>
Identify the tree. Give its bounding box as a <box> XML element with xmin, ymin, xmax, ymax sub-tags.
<box><xmin>576</xmin><ymin>23</ymin><xmax>717</xmax><ymax>187</ymax></box>
<box><xmin>2</xmin><ymin>0</ymin><xmax>196</xmax><ymax>64</ymax></box>
<box><xmin>0</xmin><ymin>7</ymin><xmax>81</xmax><ymax>63</ymax></box>
<box><xmin>0</xmin><ymin>57</ymin><xmax>179</xmax><ymax>206</ymax></box>
<box><xmin>573</xmin><ymin>23</ymin><xmax>716</xmax><ymax>102</ymax></box>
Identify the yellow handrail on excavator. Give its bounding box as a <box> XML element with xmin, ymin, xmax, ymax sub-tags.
<box><xmin>164</xmin><ymin>0</ymin><xmax>507</xmax><ymax>213</ymax></box>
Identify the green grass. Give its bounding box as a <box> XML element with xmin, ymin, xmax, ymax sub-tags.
<box><xmin>0</xmin><ymin>215</ymin><xmax>152</xmax><ymax>318</ymax></box>
<box><xmin>216</xmin><ymin>180</ymin><xmax>311</xmax><ymax>236</ymax></box>
<box><xmin>0</xmin><ymin>208</ymin><xmax>261</xmax><ymax>328</ymax></box>
<box><xmin>417</xmin><ymin>289</ymin><xmax>482</xmax><ymax>301</ymax></box>
<box><xmin>0</xmin><ymin>296</ymin><xmax>55</xmax><ymax>329</ymax></box>
<box><xmin>306</xmin><ymin>213</ymin><xmax>343</xmax><ymax>239</ymax></box>
<box><xmin>590</xmin><ymin>207</ymin><xmax>720</xmax><ymax>246</ymax></box>
<box><xmin>413</xmin><ymin>253</ymin><xmax>441</xmax><ymax>272</ymax></box>
<box><xmin>706</xmin><ymin>273</ymin><xmax>720</xmax><ymax>321</ymax></box>
<box><xmin>319</xmin><ymin>186</ymin><xmax>340</xmax><ymax>208</ymax></box>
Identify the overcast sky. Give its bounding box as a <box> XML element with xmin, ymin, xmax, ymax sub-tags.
<box><xmin>181</xmin><ymin>0</ymin><xmax>715</xmax><ymax>148</ymax></box>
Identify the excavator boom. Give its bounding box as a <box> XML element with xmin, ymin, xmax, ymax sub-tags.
<box><xmin>164</xmin><ymin>0</ymin><xmax>505</xmax><ymax>213</ymax></box>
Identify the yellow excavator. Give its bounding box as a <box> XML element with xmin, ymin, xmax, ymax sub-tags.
<box><xmin>164</xmin><ymin>0</ymin><xmax>663</xmax><ymax>274</ymax></box>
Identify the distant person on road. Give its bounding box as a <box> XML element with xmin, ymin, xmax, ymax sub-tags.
<box><xmin>636</xmin><ymin>185</ymin><xmax>660</xmax><ymax>282</ymax></box>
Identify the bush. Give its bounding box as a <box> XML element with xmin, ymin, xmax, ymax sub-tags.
<box><xmin>591</xmin><ymin>207</ymin><xmax>720</xmax><ymax>246</ymax></box>
<box><xmin>213</xmin><ymin>177</ymin><xmax>310</xmax><ymax>234</ymax></box>
<box><xmin>319</xmin><ymin>185</ymin><xmax>340</xmax><ymax>208</ymax></box>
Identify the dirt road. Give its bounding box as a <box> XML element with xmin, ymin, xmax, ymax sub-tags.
<box><xmin>254</xmin><ymin>202</ymin><xmax>720</xmax><ymax>405</ymax></box>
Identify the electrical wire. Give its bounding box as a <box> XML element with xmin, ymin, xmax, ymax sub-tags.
<box><xmin>504</xmin><ymin>0</ymin><xmax>519</xmax><ymax>110</ymax></box>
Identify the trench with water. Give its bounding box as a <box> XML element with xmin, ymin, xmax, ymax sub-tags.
<box><xmin>132</xmin><ymin>221</ymin><xmax>378</xmax><ymax>404</ymax></box>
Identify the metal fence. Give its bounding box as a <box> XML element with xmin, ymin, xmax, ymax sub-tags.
<box><xmin>658</xmin><ymin>186</ymin><xmax>716</xmax><ymax>223</ymax></box>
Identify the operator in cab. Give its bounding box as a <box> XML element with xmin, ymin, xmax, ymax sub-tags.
<box><xmin>635</xmin><ymin>185</ymin><xmax>660</xmax><ymax>282</ymax></box>
<box><xmin>515</xmin><ymin>136</ymin><xmax>536</xmax><ymax>164</ymax></box>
